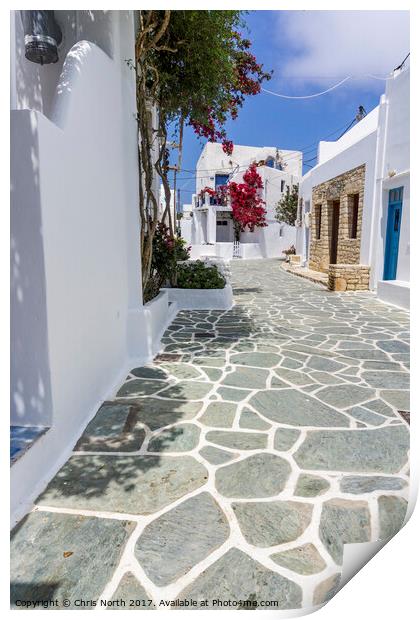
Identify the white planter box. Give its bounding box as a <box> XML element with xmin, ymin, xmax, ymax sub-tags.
<box><xmin>161</xmin><ymin>284</ymin><xmax>233</xmax><ymax>310</ymax></box>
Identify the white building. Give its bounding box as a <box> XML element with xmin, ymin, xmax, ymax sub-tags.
<box><xmin>188</xmin><ymin>142</ymin><xmax>301</xmax><ymax>260</ymax></box>
<box><xmin>10</xmin><ymin>10</ymin><xmax>173</xmax><ymax>523</ymax></box>
<box><xmin>295</xmin><ymin>67</ymin><xmax>409</xmax><ymax>309</ymax></box>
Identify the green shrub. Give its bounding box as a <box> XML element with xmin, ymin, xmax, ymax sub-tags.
<box><xmin>177</xmin><ymin>261</ymin><xmax>226</xmax><ymax>289</ymax></box>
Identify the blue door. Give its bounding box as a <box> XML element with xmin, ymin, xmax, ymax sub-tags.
<box><xmin>383</xmin><ymin>187</ymin><xmax>403</xmax><ymax>280</ymax></box>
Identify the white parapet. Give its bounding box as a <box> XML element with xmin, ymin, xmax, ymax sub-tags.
<box><xmin>161</xmin><ymin>285</ymin><xmax>233</xmax><ymax>310</ymax></box>
<box><xmin>377</xmin><ymin>280</ymin><xmax>410</xmax><ymax>311</ymax></box>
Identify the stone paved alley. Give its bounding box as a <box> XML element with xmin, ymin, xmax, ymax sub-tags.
<box><xmin>11</xmin><ymin>260</ymin><xmax>410</xmax><ymax>610</ymax></box>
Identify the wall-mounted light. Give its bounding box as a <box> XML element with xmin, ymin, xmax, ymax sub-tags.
<box><xmin>20</xmin><ymin>10</ymin><xmax>62</xmax><ymax>65</ymax></box>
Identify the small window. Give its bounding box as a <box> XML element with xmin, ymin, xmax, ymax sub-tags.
<box><xmin>348</xmin><ymin>194</ymin><xmax>359</xmax><ymax>239</ymax></box>
<box><xmin>281</xmin><ymin>180</ymin><xmax>285</xmax><ymax>192</ymax></box>
<box><xmin>315</xmin><ymin>205</ymin><xmax>322</xmax><ymax>239</ymax></box>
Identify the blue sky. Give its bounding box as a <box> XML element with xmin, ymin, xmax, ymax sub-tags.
<box><xmin>174</xmin><ymin>10</ymin><xmax>409</xmax><ymax>206</ymax></box>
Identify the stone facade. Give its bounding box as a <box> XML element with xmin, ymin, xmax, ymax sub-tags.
<box><xmin>328</xmin><ymin>264</ymin><xmax>371</xmax><ymax>291</ymax></box>
<box><xmin>309</xmin><ymin>165</ymin><xmax>365</xmax><ymax>270</ymax></box>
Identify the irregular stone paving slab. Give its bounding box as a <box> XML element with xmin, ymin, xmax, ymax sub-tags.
<box><xmin>295</xmin><ymin>474</ymin><xmax>330</xmax><ymax>497</ymax></box>
<box><xmin>336</xmin><ymin>348</ymin><xmax>389</xmax><ymax>361</ymax></box>
<box><xmin>239</xmin><ymin>408</ymin><xmax>271</xmax><ymax>430</ymax></box>
<box><xmin>10</xmin><ymin>512</ymin><xmax>134</xmax><ymax>609</ymax></box>
<box><xmin>200</xmin><ymin>367</ymin><xmax>223</xmax><ymax>382</ymax></box>
<box><xmin>178</xmin><ymin>547</ymin><xmax>302</xmax><ymax>610</ymax></box>
<box><xmin>274</xmin><ymin>368</ymin><xmax>314</xmax><ymax>386</ymax></box>
<box><xmin>274</xmin><ymin>428</ymin><xmax>300</xmax><ymax>451</ymax></box>
<box><xmin>378</xmin><ymin>496</ymin><xmax>408</xmax><ymax>539</ymax></box>
<box><xmin>199</xmin><ymin>402</ymin><xmax>236</xmax><ymax>428</ymax></box>
<box><xmin>346</xmin><ymin>406</ymin><xmax>386</xmax><ymax>427</ymax></box>
<box><xmin>193</xmin><ymin>357</ymin><xmax>225</xmax><ymax>367</ymax></box>
<box><xmin>340</xmin><ymin>476</ymin><xmax>407</xmax><ymax>494</ymax></box>
<box><xmin>222</xmin><ymin>366</ymin><xmax>269</xmax><ymax>389</ymax></box>
<box><xmin>206</xmin><ymin>430</ymin><xmax>267</xmax><ymax>451</ymax></box>
<box><xmin>217</xmin><ymin>386</ymin><xmax>251</xmax><ymax>402</ymax></box>
<box><xmin>319</xmin><ymin>499</ymin><xmax>371</xmax><ymax>564</ymax></box>
<box><xmin>117</xmin><ymin>379</ymin><xmax>167</xmax><ymax>398</ymax></box>
<box><xmin>377</xmin><ymin>340</ymin><xmax>410</xmax><ymax>354</ymax></box>
<box><xmin>37</xmin><ymin>455</ymin><xmax>208</xmax><ymax>514</ymax></box>
<box><xmin>148</xmin><ymin>423</ymin><xmax>200</xmax><ymax>452</ymax></box>
<box><xmin>364</xmin><ymin>398</ymin><xmax>395</xmax><ymax>417</ymax></box>
<box><xmin>199</xmin><ymin>445</ymin><xmax>238</xmax><ymax>465</ymax></box>
<box><xmin>313</xmin><ymin>573</ymin><xmax>341</xmax><ymax>605</ymax></box>
<box><xmin>216</xmin><ymin>453</ymin><xmax>291</xmax><ymax>498</ymax></box>
<box><xmin>316</xmin><ymin>384</ymin><xmax>375</xmax><ymax>408</ymax></box>
<box><xmin>294</xmin><ymin>426</ymin><xmax>409</xmax><ymax>473</ymax></box>
<box><xmin>135</xmin><ymin>493</ymin><xmax>229</xmax><ymax>586</ymax></box>
<box><xmin>158</xmin><ymin>381</ymin><xmax>213</xmax><ymax>400</ymax></box>
<box><xmin>229</xmin><ymin>352</ymin><xmax>281</xmax><ymax>368</ymax></box>
<box><xmin>108</xmin><ymin>572</ymin><xmax>156</xmax><ymax>609</ymax></box>
<box><xmin>307</xmin><ymin>356</ymin><xmax>347</xmax><ymax>373</ymax></box>
<box><xmin>308</xmin><ymin>371</ymin><xmax>344</xmax><ymax>385</ymax></box>
<box><xmin>160</xmin><ymin>362</ymin><xmax>202</xmax><ymax>380</ymax></box>
<box><xmin>133</xmin><ymin>398</ymin><xmax>202</xmax><ymax>430</ymax></box>
<box><xmin>250</xmin><ymin>389</ymin><xmax>350</xmax><ymax>427</ymax></box>
<box><xmin>131</xmin><ymin>366</ymin><xmax>168</xmax><ymax>380</ymax></box>
<box><xmin>271</xmin><ymin>543</ymin><xmax>327</xmax><ymax>575</ymax></box>
<box><xmin>380</xmin><ymin>390</ymin><xmax>410</xmax><ymax>411</ymax></box>
<box><xmin>232</xmin><ymin>500</ymin><xmax>313</xmax><ymax>547</ymax></box>
<box><xmin>75</xmin><ymin>403</ymin><xmax>145</xmax><ymax>452</ymax></box>
<box><xmin>361</xmin><ymin>371</ymin><xmax>409</xmax><ymax>389</ymax></box>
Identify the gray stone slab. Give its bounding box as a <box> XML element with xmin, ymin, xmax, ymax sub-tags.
<box><xmin>308</xmin><ymin>371</ymin><xmax>344</xmax><ymax>385</ymax></box>
<box><xmin>74</xmin><ymin>403</ymin><xmax>145</xmax><ymax>452</ymax></box>
<box><xmin>217</xmin><ymin>387</ymin><xmax>251</xmax><ymax>402</ymax></box>
<box><xmin>274</xmin><ymin>428</ymin><xmax>300</xmax><ymax>451</ymax></box>
<box><xmin>148</xmin><ymin>424</ymin><xmax>200</xmax><ymax>452</ymax></box>
<box><xmin>222</xmin><ymin>367</ymin><xmax>269</xmax><ymax>389</ymax></box>
<box><xmin>319</xmin><ymin>498</ymin><xmax>371</xmax><ymax>564</ymax></box>
<box><xmin>158</xmin><ymin>381</ymin><xmax>213</xmax><ymax>400</ymax></box>
<box><xmin>230</xmin><ymin>352</ymin><xmax>281</xmax><ymax>368</ymax></box>
<box><xmin>37</xmin><ymin>455</ymin><xmax>208</xmax><ymax>514</ymax></box>
<box><xmin>239</xmin><ymin>408</ymin><xmax>271</xmax><ymax>430</ymax></box>
<box><xmin>274</xmin><ymin>368</ymin><xmax>314</xmax><ymax>386</ymax></box>
<box><xmin>178</xmin><ymin>547</ymin><xmax>302</xmax><ymax>609</ymax></box>
<box><xmin>316</xmin><ymin>384</ymin><xmax>375</xmax><ymax>408</ymax></box>
<box><xmin>377</xmin><ymin>340</ymin><xmax>409</xmax><ymax>354</ymax></box>
<box><xmin>380</xmin><ymin>390</ymin><xmax>410</xmax><ymax>411</ymax></box>
<box><xmin>199</xmin><ymin>402</ymin><xmax>236</xmax><ymax>428</ymax></box>
<box><xmin>135</xmin><ymin>493</ymin><xmax>229</xmax><ymax>586</ymax></box>
<box><xmin>117</xmin><ymin>379</ymin><xmax>167</xmax><ymax>398</ymax></box>
<box><xmin>294</xmin><ymin>426</ymin><xmax>409</xmax><ymax>473</ymax></box>
<box><xmin>199</xmin><ymin>446</ymin><xmax>238</xmax><ymax>465</ymax></box>
<box><xmin>378</xmin><ymin>495</ymin><xmax>408</xmax><ymax>539</ymax></box>
<box><xmin>206</xmin><ymin>430</ymin><xmax>267</xmax><ymax>450</ymax></box>
<box><xmin>250</xmin><ymin>389</ymin><xmax>350</xmax><ymax>427</ymax></box>
<box><xmin>131</xmin><ymin>366</ymin><xmax>168</xmax><ymax>380</ymax></box>
<box><xmin>295</xmin><ymin>474</ymin><xmax>330</xmax><ymax>497</ymax></box>
<box><xmin>271</xmin><ymin>543</ymin><xmax>326</xmax><ymax>575</ymax></box>
<box><xmin>363</xmin><ymin>398</ymin><xmax>395</xmax><ymax>417</ymax></box>
<box><xmin>108</xmin><ymin>572</ymin><xmax>155</xmax><ymax>609</ymax></box>
<box><xmin>216</xmin><ymin>453</ymin><xmax>291</xmax><ymax>498</ymax></box>
<box><xmin>340</xmin><ymin>476</ymin><xmax>407</xmax><ymax>494</ymax></box>
<box><xmin>161</xmin><ymin>362</ymin><xmax>202</xmax><ymax>380</ymax></box>
<box><xmin>131</xmin><ymin>398</ymin><xmax>202</xmax><ymax>430</ymax></box>
<box><xmin>10</xmin><ymin>512</ymin><xmax>134</xmax><ymax>609</ymax></box>
<box><xmin>346</xmin><ymin>406</ymin><xmax>386</xmax><ymax>426</ymax></box>
<box><xmin>232</xmin><ymin>500</ymin><xmax>312</xmax><ymax>547</ymax></box>
<box><xmin>313</xmin><ymin>574</ymin><xmax>341</xmax><ymax>605</ymax></box>
<box><xmin>307</xmin><ymin>356</ymin><xmax>346</xmax><ymax>373</ymax></box>
<box><xmin>361</xmin><ymin>371</ymin><xmax>409</xmax><ymax>389</ymax></box>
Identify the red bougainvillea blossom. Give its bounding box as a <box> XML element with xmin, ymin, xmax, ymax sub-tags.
<box><xmin>228</xmin><ymin>163</ymin><xmax>267</xmax><ymax>232</ymax></box>
<box><xmin>189</xmin><ymin>31</ymin><xmax>271</xmax><ymax>156</ymax></box>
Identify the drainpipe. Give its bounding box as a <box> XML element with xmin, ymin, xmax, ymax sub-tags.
<box><xmin>20</xmin><ymin>10</ymin><xmax>62</xmax><ymax>65</ymax></box>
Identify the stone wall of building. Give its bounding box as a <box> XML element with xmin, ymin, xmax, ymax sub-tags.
<box><xmin>309</xmin><ymin>165</ymin><xmax>366</xmax><ymax>272</ymax></box>
<box><xmin>328</xmin><ymin>264</ymin><xmax>371</xmax><ymax>291</ymax></box>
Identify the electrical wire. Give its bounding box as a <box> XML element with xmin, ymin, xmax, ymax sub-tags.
<box><xmin>261</xmin><ymin>76</ymin><xmax>352</xmax><ymax>99</ymax></box>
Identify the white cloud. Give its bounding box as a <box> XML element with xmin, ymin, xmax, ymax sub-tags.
<box><xmin>277</xmin><ymin>11</ymin><xmax>409</xmax><ymax>83</ymax></box>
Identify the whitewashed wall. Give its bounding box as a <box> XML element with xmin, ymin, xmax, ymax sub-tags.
<box><xmin>10</xmin><ymin>12</ymin><xmax>163</xmax><ymax>524</ymax></box>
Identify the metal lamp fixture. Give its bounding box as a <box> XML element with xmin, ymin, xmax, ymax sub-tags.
<box><xmin>20</xmin><ymin>10</ymin><xmax>62</xmax><ymax>65</ymax></box>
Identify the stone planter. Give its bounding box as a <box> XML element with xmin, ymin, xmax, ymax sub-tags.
<box><xmin>161</xmin><ymin>284</ymin><xmax>233</xmax><ymax>310</ymax></box>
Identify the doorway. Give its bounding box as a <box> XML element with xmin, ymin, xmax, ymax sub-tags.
<box><xmin>383</xmin><ymin>187</ymin><xmax>403</xmax><ymax>280</ymax></box>
<box><xmin>330</xmin><ymin>201</ymin><xmax>340</xmax><ymax>264</ymax></box>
